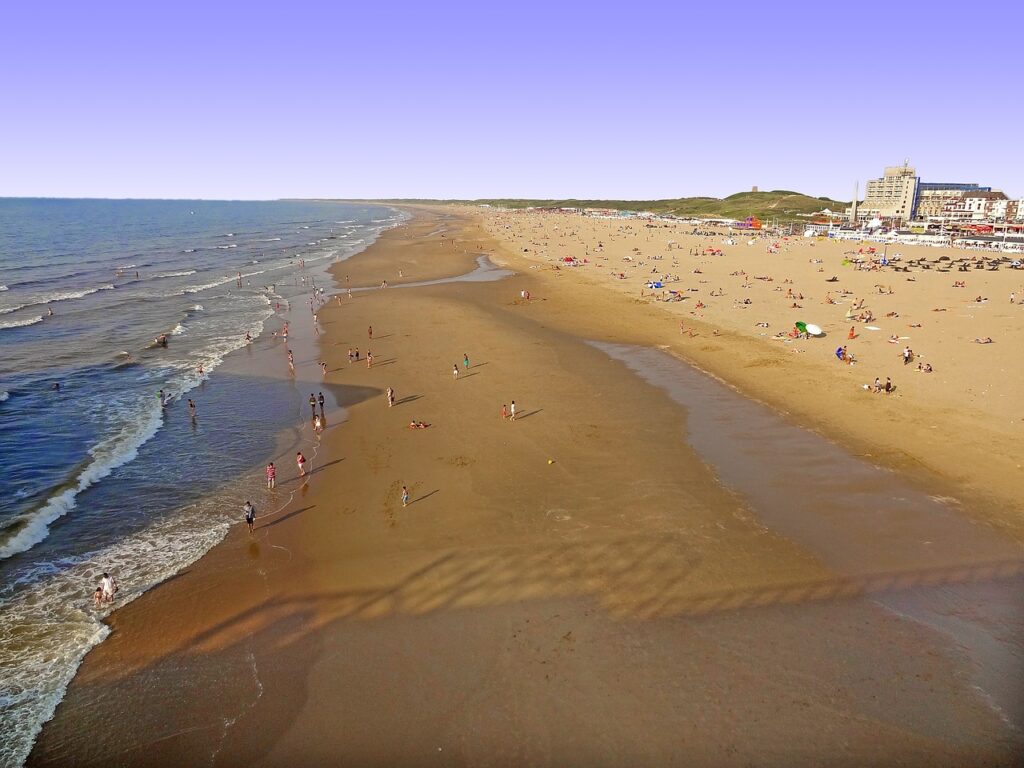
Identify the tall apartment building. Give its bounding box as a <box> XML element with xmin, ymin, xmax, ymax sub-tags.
<box><xmin>861</xmin><ymin>163</ymin><xmax>919</xmax><ymax>221</ymax></box>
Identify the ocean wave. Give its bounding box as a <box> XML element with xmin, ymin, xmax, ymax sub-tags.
<box><xmin>256</xmin><ymin>237</ymin><xmax>281</xmax><ymax>242</ymax></box>
<box><xmin>1</xmin><ymin>284</ymin><xmax>116</xmax><ymax>315</ymax></box>
<box><xmin>0</xmin><ymin>294</ymin><xmax>271</xmax><ymax>560</ymax></box>
<box><xmin>0</xmin><ymin>285</ymin><xmax>7</xmax><ymax>291</ymax></box>
<box><xmin>154</xmin><ymin>270</ymin><xmax>197</xmax><ymax>279</ymax></box>
<box><xmin>0</xmin><ymin>315</ymin><xmax>44</xmax><ymax>330</ymax></box>
<box><xmin>44</xmin><ymin>284</ymin><xmax>116</xmax><ymax>304</ymax></box>
<box><xmin>0</xmin><ymin>403</ymin><xmax>165</xmax><ymax>561</ymax></box>
<box><xmin>0</xmin><ymin>391</ymin><xmax>9</xmax><ymax>402</ymax></box>
<box><xmin>171</xmin><ymin>323</ymin><xmax>186</xmax><ymax>336</ymax></box>
<box><xmin>0</xmin><ymin>507</ymin><xmax>233</xmax><ymax>768</ymax></box>
<box><xmin>215</xmin><ymin>244</ymin><xmax>238</xmax><ymax>249</ymax></box>
<box><xmin>191</xmin><ymin>304</ymin><xmax>204</xmax><ymax>312</ymax></box>
<box><xmin>182</xmin><ymin>276</ymin><xmax>235</xmax><ymax>294</ymax></box>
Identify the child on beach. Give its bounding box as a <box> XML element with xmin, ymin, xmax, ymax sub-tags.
<box><xmin>402</xmin><ymin>485</ymin><xmax>410</xmax><ymax>507</ymax></box>
<box><xmin>99</xmin><ymin>573</ymin><xmax>117</xmax><ymax>603</ymax></box>
<box><xmin>296</xmin><ymin>452</ymin><xmax>307</xmax><ymax>476</ymax></box>
<box><xmin>244</xmin><ymin>501</ymin><xmax>256</xmax><ymax>533</ymax></box>
<box><xmin>266</xmin><ymin>462</ymin><xmax>276</xmax><ymax>489</ymax></box>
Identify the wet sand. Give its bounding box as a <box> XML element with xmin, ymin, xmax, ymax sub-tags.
<box><xmin>28</xmin><ymin>208</ymin><xmax>1024</xmax><ymax>767</ymax></box>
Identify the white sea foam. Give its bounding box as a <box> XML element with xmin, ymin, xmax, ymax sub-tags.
<box><xmin>0</xmin><ymin>508</ymin><xmax>234</xmax><ymax>768</ymax></box>
<box><xmin>154</xmin><ymin>270</ymin><xmax>197</xmax><ymax>279</ymax></box>
<box><xmin>0</xmin><ymin>315</ymin><xmax>43</xmax><ymax>330</ymax></box>
<box><xmin>215</xmin><ymin>244</ymin><xmax>238</xmax><ymax>249</ymax></box>
<box><xmin>256</xmin><ymin>237</ymin><xmax>281</xmax><ymax>242</ymax></box>
<box><xmin>0</xmin><ymin>391</ymin><xmax>9</xmax><ymax>402</ymax></box>
<box><xmin>0</xmin><ymin>285</ymin><xmax>8</xmax><ymax>291</ymax></box>
<box><xmin>192</xmin><ymin>304</ymin><xmax>204</xmax><ymax>311</ymax></box>
<box><xmin>8</xmin><ymin>284</ymin><xmax>116</xmax><ymax>313</ymax></box>
<box><xmin>182</xmin><ymin>276</ymin><xmax>235</xmax><ymax>294</ymax></box>
<box><xmin>171</xmin><ymin>323</ymin><xmax>186</xmax><ymax>336</ymax></box>
<box><xmin>0</xmin><ymin>404</ymin><xmax>165</xmax><ymax>561</ymax></box>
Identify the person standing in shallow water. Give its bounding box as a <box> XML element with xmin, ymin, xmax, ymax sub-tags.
<box><xmin>244</xmin><ymin>501</ymin><xmax>256</xmax><ymax>533</ymax></box>
<box><xmin>266</xmin><ymin>462</ymin><xmax>276</xmax><ymax>489</ymax></box>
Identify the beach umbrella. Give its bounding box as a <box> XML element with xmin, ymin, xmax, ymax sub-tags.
<box><xmin>795</xmin><ymin>321</ymin><xmax>808</xmax><ymax>333</ymax></box>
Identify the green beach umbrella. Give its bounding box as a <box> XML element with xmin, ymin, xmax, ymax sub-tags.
<box><xmin>795</xmin><ymin>321</ymin><xmax>807</xmax><ymax>333</ymax></box>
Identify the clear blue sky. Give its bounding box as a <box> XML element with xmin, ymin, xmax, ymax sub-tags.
<box><xmin>2</xmin><ymin>1</ymin><xmax>1020</xmax><ymax>201</ymax></box>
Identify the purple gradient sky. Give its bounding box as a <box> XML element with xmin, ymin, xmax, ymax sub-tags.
<box><xmin>2</xmin><ymin>1</ymin><xmax>1020</xmax><ymax>201</ymax></box>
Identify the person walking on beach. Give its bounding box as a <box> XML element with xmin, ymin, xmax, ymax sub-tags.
<box><xmin>367</xmin><ymin>350</ymin><xmax>373</xmax><ymax>368</ymax></box>
<box><xmin>453</xmin><ymin>364</ymin><xmax>459</xmax><ymax>380</ymax></box>
<box><xmin>368</xmin><ymin>325</ymin><xmax>373</xmax><ymax>340</ymax></box>
<box><xmin>318</xmin><ymin>392</ymin><xmax>325</xmax><ymax>416</ymax></box>
<box><xmin>309</xmin><ymin>394</ymin><xmax>317</xmax><ymax>417</ymax></box>
<box><xmin>266</xmin><ymin>462</ymin><xmax>276</xmax><ymax>489</ymax></box>
<box><xmin>501</xmin><ymin>403</ymin><xmax>508</xmax><ymax>420</ymax></box>
<box><xmin>463</xmin><ymin>353</ymin><xmax>470</xmax><ymax>370</ymax></box>
<box><xmin>92</xmin><ymin>586</ymin><xmax>103</xmax><ymax>609</ymax></box>
<box><xmin>510</xmin><ymin>400</ymin><xmax>516</xmax><ymax>421</ymax></box>
<box><xmin>244</xmin><ymin>501</ymin><xmax>256</xmax><ymax>533</ymax></box>
<box><xmin>296</xmin><ymin>451</ymin><xmax>307</xmax><ymax>477</ymax></box>
<box><xmin>402</xmin><ymin>485</ymin><xmax>410</xmax><ymax>507</ymax></box>
<box><xmin>386</xmin><ymin>386</ymin><xmax>394</xmax><ymax>407</ymax></box>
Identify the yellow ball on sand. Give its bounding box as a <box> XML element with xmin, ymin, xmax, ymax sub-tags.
<box><xmin>547</xmin><ymin>459</ymin><xmax>554</xmax><ymax>464</ymax></box>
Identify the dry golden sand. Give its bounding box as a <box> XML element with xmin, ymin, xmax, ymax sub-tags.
<box><xmin>477</xmin><ymin>207</ymin><xmax>1024</xmax><ymax>537</ymax></box>
<box><xmin>28</xmin><ymin>208</ymin><xmax>1023</xmax><ymax>767</ymax></box>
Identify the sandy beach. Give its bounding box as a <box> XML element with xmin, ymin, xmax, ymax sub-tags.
<box><xmin>477</xmin><ymin>208</ymin><xmax>1024</xmax><ymax>536</ymax></box>
<box><xmin>28</xmin><ymin>207</ymin><xmax>1024</xmax><ymax>767</ymax></box>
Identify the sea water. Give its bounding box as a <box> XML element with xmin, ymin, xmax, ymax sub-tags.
<box><xmin>0</xmin><ymin>199</ymin><xmax>404</xmax><ymax>767</ymax></box>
